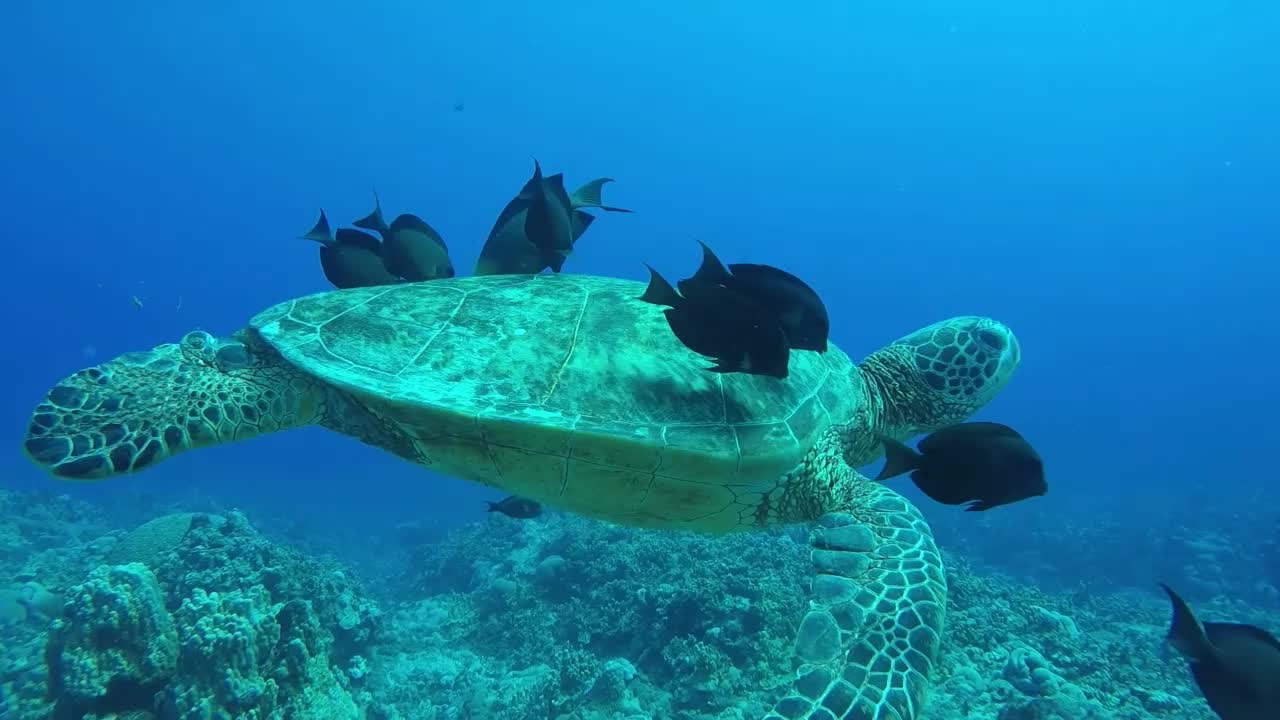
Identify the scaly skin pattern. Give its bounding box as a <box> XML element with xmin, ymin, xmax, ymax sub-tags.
<box><xmin>853</xmin><ymin>316</ymin><xmax>1021</xmax><ymax>466</ymax></box>
<box><xmin>22</xmin><ymin>331</ymin><xmax>327</xmax><ymax>479</ymax></box>
<box><xmin>764</xmin><ymin>316</ymin><xmax>1020</xmax><ymax>720</ymax></box>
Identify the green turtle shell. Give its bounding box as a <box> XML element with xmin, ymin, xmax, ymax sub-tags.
<box><xmin>249</xmin><ymin>274</ymin><xmax>860</xmax><ymax>531</ymax></box>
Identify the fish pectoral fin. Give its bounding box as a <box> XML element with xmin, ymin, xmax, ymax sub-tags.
<box><xmin>873</xmin><ymin>435</ymin><xmax>921</xmax><ymax>482</ymax></box>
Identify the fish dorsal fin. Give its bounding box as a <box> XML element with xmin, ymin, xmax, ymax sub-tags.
<box><xmin>1204</xmin><ymin>622</ymin><xmax>1280</xmax><ymax>654</ymax></box>
<box><xmin>353</xmin><ymin>188</ymin><xmax>389</xmax><ymax>234</ymax></box>
<box><xmin>690</xmin><ymin>240</ymin><xmax>732</xmax><ymax>286</ymax></box>
<box><xmin>300</xmin><ymin>210</ymin><xmax>335</xmax><ymax>246</ymax></box>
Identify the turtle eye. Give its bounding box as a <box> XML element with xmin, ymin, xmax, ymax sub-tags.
<box><xmin>977</xmin><ymin>328</ymin><xmax>1005</xmax><ymax>351</ymax></box>
<box><xmin>182</xmin><ymin>332</ymin><xmax>211</xmax><ymax>351</ymax></box>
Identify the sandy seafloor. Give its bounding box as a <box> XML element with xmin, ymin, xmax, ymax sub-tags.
<box><xmin>2</xmin><ymin>487</ymin><xmax>1274</xmax><ymax>720</ymax></box>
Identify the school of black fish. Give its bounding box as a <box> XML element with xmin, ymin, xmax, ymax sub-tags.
<box><xmin>302</xmin><ymin>160</ymin><xmax>629</xmax><ymax>288</ymax></box>
<box><xmin>297</xmin><ymin>160</ymin><xmax>1275</xmax><ymax>719</ymax></box>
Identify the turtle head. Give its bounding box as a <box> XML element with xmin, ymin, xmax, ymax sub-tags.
<box><xmin>859</xmin><ymin>316</ymin><xmax>1020</xmax><ymax>445</ymax></box>
<box><xmin>22</xmin><ymin>330</ymin><xmax>319</xmax><ymax>480</ymax></box>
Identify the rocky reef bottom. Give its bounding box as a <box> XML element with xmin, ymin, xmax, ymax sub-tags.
<box><xmin>1</xmin><ymin>488</ymin><xmax>1265</xmax><ymax>720</ymax></box>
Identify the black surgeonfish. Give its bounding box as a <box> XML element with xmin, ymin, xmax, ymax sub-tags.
<box><xmin>487</xmin><ymin>495</ymin><xmax>542</xmax><ymax>519</ymax></box>
<box><xmin>1160</xmin><ymin>583</ymin><xmax>1280</xmax><ymax>720</ymax></box>
<box><xmin>683</xmin><ymin>241</ymin><xmax>830</xmax><ymax>352</ymax></box>
<box><xmin>353</xmin><ymin>192</ymin><xmax>454</xmax><ymax>281</ymax></box>
<box><xmin>639</xmin><ymin>265</ymin><xmax>790</xmax><ymax>378</ymax></box>
<box><xmin>300</xmin><ymin>210</ymin><xmax>401</xmax><ymax>289</ymax></box>
<box><xmin>475</xmin><ymin>160</ymin><xmax>632</xmax><ymax>276</ymax></box>
<box><xmin>875</xmin><ymin>421</ymin><xmax>1046</xmax><ymax>511</ymax></box>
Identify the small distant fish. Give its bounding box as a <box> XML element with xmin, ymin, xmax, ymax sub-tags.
<box><xmin>353</xmin><ymin>192</ymin><xmax>454</xmax><ymax>282</ymax></box>
<box><xmin>486</xmin><ymin>495</ymin><xmax>542</xmax><ymax>519</ymax></box>
<box><xmin>1160</xmin><ymin>583</ymin><xmax>1280</xmax><ymax>720</ymax></box>
<box><xmin>454</xmin><ymin>101</ymin><xmax>465</xmax><ymax>112</ymax></box>
<box><xmin>475</xmin><ymin>160</ymin><xmax>632</xmax><ymax>276</ymax></box>
<box><xmin>301</xmin><ymin>210</ymin><xmax>401</xmax><ymax>290</ymax></box>
<box><xmin>639</xmin><ymin>265</ymin><xmax>790</xmax><ymax>378</ymax></box>
<box><xmin>875</xmin><ymin>421</ymin><xmax>1046</xmax><ymax>511</ymax></box>
<box><xmin>683</xmin><ymin>241</ymin><xmax>830</xmax><ymax>352</ymax></box>
<box><xmin>130</xmin><ymin>296</ymin><xmax>144</xmax><ymax>310</ymax></box>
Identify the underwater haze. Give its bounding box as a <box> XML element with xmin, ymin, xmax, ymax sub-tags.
<box><xmin>2</xmin><ymin>1</ymin><xmax>1278</xmax><ymax>719</ymax></box>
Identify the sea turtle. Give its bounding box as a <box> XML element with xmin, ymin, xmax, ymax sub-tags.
<box><xmin>21</xmin><ymin>273</ymin><xmax>1021</xmax><ymax>720</ymax></box>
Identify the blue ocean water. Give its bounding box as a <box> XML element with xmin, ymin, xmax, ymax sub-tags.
<box><xmin>2</xmin><ymin>2</ymin><xmax>1278</xmax><ymax>718</ymax></box>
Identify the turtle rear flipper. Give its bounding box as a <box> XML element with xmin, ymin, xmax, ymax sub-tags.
<box><xmin>770</xmin><ymin>484</ymin><xmax>944</xmax><ymax>720</ymax></box>
<box><xmin>23</xmin><ymin>331</ymin><xmax>323</xmax><ymax>479</ymax></box>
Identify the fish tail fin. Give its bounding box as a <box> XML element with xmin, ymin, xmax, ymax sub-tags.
<box><xmin>569</xmin><ymin>177</ymin><xmax>610</xmax><ymax>207</ymax></box>
<box><xmin>639</xmin><ymin>265</ymin><xmax>682</xmax><ymax>307</ymax></box>
<box><xmin>353</xmin><ymin>188</ymin><xmax>389</xmax><ymax>234</ymax></box>
<box><xmin>874</xmin><ymin>435</ymin><xmax>922</xmax><ymax>481</ymax></box>
<box><xmin>1160</xmin><ymin>583</ymin><xmax>1216</xmax><ymax>662</ymax></box>
<box><xmin>691</xmin><ymin>240</ymin><xmax>732</xmax><ymax>285</ymax></box>
<box><xmin>567</xmin><ymin>177</ymin><xmax>606</xmax><ymax>206</ymax></box>
<box><xmin>569</xmin><ymin>178</ymin><xmax>633</xmax><ymax>213</ymax></box>
<box><xmin>300</xmin><ymin>210</ymin><xmax>334</xmax><ymax>246</ymax></box>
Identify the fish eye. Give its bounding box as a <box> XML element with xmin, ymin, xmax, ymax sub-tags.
<box><xmin>977</xmin><ymin>328</ymin><xmax>1005</xmax><ymax>351</ymax></box>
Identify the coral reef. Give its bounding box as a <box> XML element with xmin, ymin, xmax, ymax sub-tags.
<box><xmin>47</xmin><ymin>562</ymin><xmax>178</xmax><ymax>716</ymax></box>
<box><xmin>0</xmin><ymin>492</ymin><xmax>379</xmax><ymax>720</ymax></box>
<box><xmin>2</xmin><ymin>487</ymin><xmax>1274</xmax><ymax>720</ymax></box>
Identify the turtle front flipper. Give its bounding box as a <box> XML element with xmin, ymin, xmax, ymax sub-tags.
<box><xmin>769</xmin><ymin>476</ymin><xmax>944</xmax><ymax>720</ymax></box>
<box><xmin>22</xmin><ymin>330</ymin><xmax>324</xmax><ymax>479</ymax></box>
